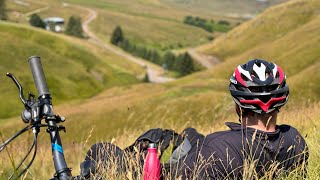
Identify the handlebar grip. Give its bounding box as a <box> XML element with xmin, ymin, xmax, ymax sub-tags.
<box><xmin>28</xmin><ymin>56</ymin><xmax>50</xmax><ymax>97</ymax></box>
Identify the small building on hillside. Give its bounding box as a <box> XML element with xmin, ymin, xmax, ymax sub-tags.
<box><xmin>43</xmin><ymin>17</ymin><xmax>65</xmax><ymax>32</ymax></box>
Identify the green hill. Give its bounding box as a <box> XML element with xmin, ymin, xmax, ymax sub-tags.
<box><xmin>0</xmin><ymin>0</ymin><xmax>319</xmax><ymax>178</ymax></box>
<box><xmin>198</xmin><ymin>0</ymin><xmax>320</xmax><ymax>102</ymax></box>
<box><xmin>0</xmin><ymin>22</ymin><xmax>142</xmax><ymax>119</ymax></box>
<box><xmin>64</xmin><ymin>0</ymin><xmax>214</xmax><ymax>50</ymax></box>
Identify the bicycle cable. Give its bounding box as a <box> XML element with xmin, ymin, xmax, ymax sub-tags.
<box><xmin>9</xmin><ymin>132</ymin><xmax>38</xmax><ymax>180</ymax></box>
<box><xmin>8</xmin><ymin>131</ymin><xmax>38</xmax><ymax>179</ymax></box>
<box><xmin>0</xmin><ymin>125</ymin><xmax>31</xmax><ymax>153</ymax></box>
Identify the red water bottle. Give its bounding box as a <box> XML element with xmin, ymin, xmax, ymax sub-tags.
<box><xmin>143</xmin><ymin>143</ymin><xmax>160</xmax><ymax>180</ymax></box>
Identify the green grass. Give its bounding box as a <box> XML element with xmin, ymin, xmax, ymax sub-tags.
<box><xmin>63</xmin><ymin>0</ymin><xmax>216</xmax><ymax>50</ymax></box>
<box><xmin>90</xmin><ymin>9</ymin><xmax>211</xmax><ymax>50</ymax></box>
<box><xmin>201</xmin><ymin>0</ymin><xmax>320</xmax><ymax>60</ymax></box>
<box><xmin>0</xmin><ymin>22</ymin><xmax>142</xmax><ymax>119</ymax></box>
<box><xmin>6</xmin><ymin>0</ymin><xmax>45</xmax><ymax>14</ymax></box>
<box><xmin>0</xmin><ymin>0</ymin><xmax>319</xmax><ymax>179</ymax></box>
<box><xmin>195</xmin><ymin>0</ymin><xmax>320</xmax><ymax>103</ymax></box>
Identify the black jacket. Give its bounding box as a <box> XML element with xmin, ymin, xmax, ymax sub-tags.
<box><xmin>173</xmin><ymin>122</ymin><xmax>308</xmax><ymax>179</ymax></box>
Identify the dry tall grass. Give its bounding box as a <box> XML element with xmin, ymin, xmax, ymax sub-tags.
<box><xmin>0</xmin><ymin>102</ymin><xmax>318</xmax><ymax>179</ymax></box>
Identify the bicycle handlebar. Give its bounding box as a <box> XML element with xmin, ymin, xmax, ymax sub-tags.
<box><xmin>28</xmin><ymin>56</ymin><xmax>50</xmax><ymax>97</ymax></box>
<box><xmin>27</xmin><ymin>56</ymin><xmax>72</xmax><ymax>179</ymax></box>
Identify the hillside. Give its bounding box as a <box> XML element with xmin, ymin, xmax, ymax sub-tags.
<box><xmin>0</xmin><ymin>0</ymin><xmax>319</xmax><ymax>179</ymax></box>
<box><xmin>63</xmin><ymin>0</ymin><xmax>214</xmax><ymax>50</ymax></box>
<box><xmin>198</xmin><ymin>0</ymin><xmax>320</xmax><ymax>102</ymax></box>
<box><xmin>0</xmin><ymin>22</ymin><xmax>143</xmax><ymax>119</ymax></box>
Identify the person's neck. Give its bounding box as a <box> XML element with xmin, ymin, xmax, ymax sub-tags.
<box><xmin>241</xmin><ymin>111</ymin><xmax>278</xmax><ymax>132</ymax></box>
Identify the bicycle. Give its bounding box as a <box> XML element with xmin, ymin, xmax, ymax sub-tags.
<box><xmin>0</xmin><ymin>56</ymin><xmax>73</xmax><ymax>179</ymax></box>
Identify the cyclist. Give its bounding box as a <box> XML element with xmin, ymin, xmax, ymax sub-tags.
<box><xmin>80</xmin><ymin>59</ymin><xmax>308</xmax><ymax>179</ymax></box>
<box><xmin>171</xmin><ymin>59</ymin><xmax>308</xmax><ymax>179</ymax></box>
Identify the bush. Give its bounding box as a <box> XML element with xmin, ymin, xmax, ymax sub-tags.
<box><xmin>183</xmin><ymin>16</ymin><xmax>231</xmax><ymax>33</ymax></box>
<box><xmin>207</xmin><ymin>36</ymin><xmax>214</xmax><ymax>41</ymax></box>
<box><xmin>111</xmin><ymin>27</ymin><xmax>197</xmax><ymax>76</ymax></box>
<box><xmin>65</xmin><ymin>16</ymin><xmax>84</xmax><ymax>38</ymax></box>
<box><xmin>111</xmin><ymin>26</ymin><xmax>124</xmax><ymax>45</ymax></box>
<box><xmin>176</xmin><ymin>53</ymin><xmax>195</xmax><ymax>76</ymax></box>
<box><xmin>163</xmin><ymin>51</ymin><xmax>176</xmax><ymax>70</ymax></box>
<box><xmin>0</xmin><ymin>0</ymin><xmax>7</xmax><ymax>20</ymax></box>
<box><xmin>218</xmin><ymin>20</ymin><xmax>230</xmax><ymax>25</ymax></box>
<box><xmin>29</xmin><ymin>14</ymin><xmax>46</xmax><ymax>29</ymax></box>
<box><xmin>143</xmin><ymin>73</ymin><xmax>150</xmax><ymax>83</ymax></box>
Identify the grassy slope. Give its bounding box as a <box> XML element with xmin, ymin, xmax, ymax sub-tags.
<box><xmin>197</xmin><ymin>0</ymin><xmax>320</xmax><ymax>102</ymax></box>
<box><xmin>90</xmin><ymin>9</ymin><xmax>211</xmax><ymax>50</ymax></box>
<box><xmin>0</xmin><ymin>22</ymin><xmax>143</xmax><ymax>119</ymax></box>
<box><xmin>64</xmin><ymin>0</ymin><xmax>213</xmax><ymax>50</ymax></box>
<box><xmin>1</xmin><ymin>0</ymin><xmax>320</xmax><ymax>178</ymax></box>
<box><xmin>61</xmin><ymin>0</ymin><xmax>291</xmax><ymax>51</ymax></box>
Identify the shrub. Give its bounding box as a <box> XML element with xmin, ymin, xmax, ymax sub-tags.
<box><xmin>0</xmin><ymin>0</ymin><xmax>7</xmax><ymax>20</ymax></box>
<box><xmin>29</xmin><ymin>14</ymin><xmax>46</xmax><ymax>29</ymax></box>
<box><xmin>65</xmin><ymin>16</ymin><xmax>84</xmax><ymax>38</ymax></box>
<box><xmin>111</xmin><ymin>26</ymin><xmax>124</xmax><ymax>45</ymax></box>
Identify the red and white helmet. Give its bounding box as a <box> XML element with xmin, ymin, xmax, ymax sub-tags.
<box><xmin>229</xmin><ymin>59</ymin><xmax>289</xmax><ymax>114</ymax></box>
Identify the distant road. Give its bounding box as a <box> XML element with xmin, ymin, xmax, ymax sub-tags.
<box><xmin>73</xmin><ymin>5</ymin><xmax>174</xmax><ymax>83</ymax></box>
<box><xmin>24</xmin><ymin>5</ymin><xmax>49</xmax><ymax>17</ymax></box>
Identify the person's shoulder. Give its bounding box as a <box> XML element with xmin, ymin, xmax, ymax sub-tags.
<box><xmin>204</xmin><ymin>129</ymin><xmax>241</xmax><ymax>146</ymax></box>
<box><xmin>278</xmin><ymin>124</ymin><xmax>307</xmax><ymax>146</ymax></box>
<box><xmin>204</xmin><ymin>122</ymin><xmax>242</xmax><ymax>143</ymax></box>
<box><xmin>278</xmin><ymin>124</ymin><xmax>302</xmax><ymax>136</ymax></box>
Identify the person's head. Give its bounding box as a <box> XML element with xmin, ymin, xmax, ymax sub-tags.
<box><xmin>229</xmin><ymin>59</ymin><xmax>289</xmax><ymax>122</ymax></box>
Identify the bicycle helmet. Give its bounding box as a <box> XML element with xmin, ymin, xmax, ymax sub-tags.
<box><xmin>229</xmin><ymin>59</ymin><xmax>289</xmax><ymax>114</ymax></box>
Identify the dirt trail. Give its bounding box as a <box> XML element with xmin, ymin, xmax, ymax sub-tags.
<box><xmin>188</xmin><ymin>48</ymin><xmax>220</xmax><ymax>69</ymax></box>
<box><xmin>77</xmin><ymin>6</ymin><xmax>174</xmax><ymax>83</ymax></box>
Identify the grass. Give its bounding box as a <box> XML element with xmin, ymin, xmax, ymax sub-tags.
<box><xmin>62</xmin><ymin>0</ymin><xmax>222</xmax><ymax>50</ymax></box>
<box><xmin>201</xmin><ymin>0</ymin><xmax>320</xmax><ymax>60</ymax></box>
<box><xmin>6</xmin><ymin>0</ymin><xmax>45</xmax><ymax>20</ymax></box>
<box><xmin>0</xmin><ymin>88</ymin><xmax>318</xmax><ymax>179</ymax></box>
<box><xmin>194</xmin><ymin>0</ymin><xmax>320</xmax><ymax>103</ymax></box>
<box><xmin>0</xmin><ymin>21</ymin><xmax>143</xmax><ymax>119</ymax></box>
<box><xmin>89</xmin><ymin>9</ymin><xmax>212</xmax><ymax>51</ymax></box>
<box><xmin>0</xmin><ymin>0</ymin><xmax>319</xmax><ymax>179</ymax></box>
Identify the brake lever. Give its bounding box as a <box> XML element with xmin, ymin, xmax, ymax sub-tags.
<box><xmin>6</xmin><ymin>73</ymin><xmax>27</xmax><ymax>106</ymax></box>
<box><xmin>6</xmin><ymin>73</ymin><xmax>38</xmax><ymax>123</ymax></box>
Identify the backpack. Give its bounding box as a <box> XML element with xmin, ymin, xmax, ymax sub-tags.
<box><xmin>76</xmin><ymin>128</ymin><xmax>204</xmax><ymax>179</ymax></box>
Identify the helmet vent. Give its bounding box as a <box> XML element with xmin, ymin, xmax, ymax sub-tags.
<box><xmin>256</xmin><ymin>61</ymin><xmax>261</xmax><ymax>67</ymax></box>
<box><xmin>248</xmin><ymin>86</ymin><xmax>262</xmax><ymax>93</ymax></box>
<box><xmin>248</xmin><ymin>84</ymin><xmax>279</xmax><ymax>93</ymax></box>
<box><xmin>260</xmin><ymin>95</ymin><xmax>272</xmax><ymax>103</ymax></box>
<box><xmin>241</xmin><ymin>74</ymin><xmax>250</xmax><ymax>81</ymax></box>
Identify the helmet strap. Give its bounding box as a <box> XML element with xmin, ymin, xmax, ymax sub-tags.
<box><xmin>236</xmin><ymin>105</ymin><xmax>244</xmax><ymax>123</ymax></box>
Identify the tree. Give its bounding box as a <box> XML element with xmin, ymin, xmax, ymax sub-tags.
<box><xmin>29</xmin><ymin>14</ymin><xmax>46</xmax><ymax>29</ymax></box>
<box><xmin>65</xmin><ymin>16</ymin><xmax>84</xmax><ymax>38</ymax></box>
<box><xmin>119</xmin><ymin>39</ymin><xmax>130</xmax><ymax>51</ymax></box>
<box><xmin>218</xmin><ymin>20</ymin><xmax>230</xmax><ymax>26</ymax></box>
<box><xmin>111</xmin><ymin>26</ymin><xmax>124</xmax><ymax>45</ymax></box>
<box><xmin>143</xmin><ymin>73</ymin><xmax>150</xmax><ymax>83</ymax></box>
<box><xmin>176</xmin><ymin>53</ymin><xmax>195</xmax><ymax>76</ymax></box>
<box><xmin>150</xmin><ymin>50</ymin><xmax>161</xmax><ymax>64</ymax></box>
<box><xmin>0</xmin><ymin>0</ymin><xmax>7</xmax><ymax>20</ymax></box>
<box><xmin>183</xmin><ymin>16</ymin><xmax>193</xmax><ymax>24</ymax></box>
<box><xmin>163</xmin><ymin>51</ymin><xmax>176</xmax><ymax>70</ymax></box>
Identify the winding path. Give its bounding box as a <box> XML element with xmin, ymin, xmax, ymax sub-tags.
<box><xmin>78</xmin><ymin>6</ymin><xmax>174</xmax><ymax>83</ymax></box>
<box><xmin>188</xmin><ymin>48</ymin><xmax>220</xmax><ymax>69</ymax></box>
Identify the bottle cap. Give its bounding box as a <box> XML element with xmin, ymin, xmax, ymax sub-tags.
<box><xmin>148</xmin><ymin>143</ymin><xmax>158</xmax><ymax>148</ymax></box>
